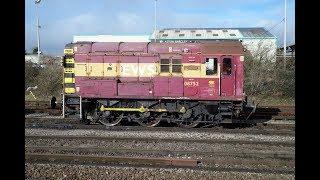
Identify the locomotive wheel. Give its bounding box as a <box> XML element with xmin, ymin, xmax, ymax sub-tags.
<box><xmin>132</xmin><ymin>112</ymin><xmax>162</xmax><ymax>127</ymax></box>
<box><xmin>99</xmin><ymin>112</ymin><xmax>124</xmax><ymax>126</ymax></box>
<box><xmin>178</xmin><ymin>113</ymin><xmax>203</xmax><ymax>128</ymax></box>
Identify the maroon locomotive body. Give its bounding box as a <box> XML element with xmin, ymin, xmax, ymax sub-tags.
<box><xmin>63</xmin><ymin>41</ymin><xmax>249</xmax><ymax>127</ymax></box>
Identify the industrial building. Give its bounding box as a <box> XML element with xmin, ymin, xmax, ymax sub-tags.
<box><xmin>150</xmin><ymin>28</ymin><xmax>277</xmax><ymax>61</ymax></box>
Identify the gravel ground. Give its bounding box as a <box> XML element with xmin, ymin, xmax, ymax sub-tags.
<box><xmin>25</xmin><ymin>163</ymin><xmax>294</xmax><ymax>180</ymax></box>
<box><xmin>25</xmin><ymin>113</ymin><xmax>53</xmax><ymax>118</ymax></box>
<box><xmin>25</xmin><ymin>128</ymin><xmax>294</xmax><ymax>143</ymax></box>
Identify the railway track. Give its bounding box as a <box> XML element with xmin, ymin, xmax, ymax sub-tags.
<box><xmin>25</xmin><ymin>101</ymin><xmax>295</xmax><ymax>178</ymax></box>
<box><xmin>25</xmin><ymin>134</ymin><xmax>295</xmax><ymax>147</ymax></box>
<box><xmin>25</xmin><ymin>153</ymin><xmax>294</xmax><ymax>175</ymax></box>
<box><xmin>26</xmin><ymin>145</ymin><xmax>294</xmax><ymax>160</ymax></box>
<box><xmin>26</xmin><ymin>153</ymin><xmax>198</xmax><ymax>168</ymax></box>
<box><xmin>25</xmin><ymin>128</ymin><xmax>295</xmax><ymax>178</ymax></box>
<box><xmin>25</xmin><ymin>116</ymin><xmax>295</xmax><ymax>136</ymax></box>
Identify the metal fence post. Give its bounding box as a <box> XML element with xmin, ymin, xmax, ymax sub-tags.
<box><xmin>79</xmin><ymin>96</ymin><xmax>82</xmax><ymax>119</ymax></box>
<box><xmin>62</xmin><ymin>93</ymin><xmax>65</xmax><ymax>118</ymax></box>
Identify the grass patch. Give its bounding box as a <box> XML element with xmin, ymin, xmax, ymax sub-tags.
<box><xmin>25</xmin><ymin>93</ymin><xmax>62</xmax><ymax>102</ymax></box>
<box><xmin>248</xmin><ymin>95</ymin><xmax>295</xmax><ymax>106</ymax></box>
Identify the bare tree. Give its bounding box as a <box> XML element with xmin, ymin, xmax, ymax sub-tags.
<box><xmin>244</xmin><ymin>40</ymin><xmax>294</xmax><ymax>98</ymax></box>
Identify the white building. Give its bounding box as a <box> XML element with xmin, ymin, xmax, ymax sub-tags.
<box><xmin>150</xmin><ymin>28</ymin><xmax>277</xmax><ymax>62</ymax></box>
<box><xmin>25</xmin><ymin>54</ymin><xmax>40</xmax><ymax>64</ymax></box>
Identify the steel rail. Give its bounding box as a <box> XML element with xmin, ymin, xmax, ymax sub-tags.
<box><xmin>25</xmin><ymin>145</ymin><xmax>295</xmax><ymax>160</ymax></box>
<box><xmin>25</xmin><ymin>134</ymin><xmax>295</xmax><ymax>147</ymax></box>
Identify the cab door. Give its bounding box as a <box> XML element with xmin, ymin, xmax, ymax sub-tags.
<box><xmin>220</xmin><ymin>56</ymin><xmax>235</xmax><ymax>97</ymax></box>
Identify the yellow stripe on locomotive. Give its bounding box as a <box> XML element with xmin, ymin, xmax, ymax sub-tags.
<box><xmin>64</xmin><ymin>87</ymin><xmax>75</xmax><ymax>94</ymax></box>
<box><xmin>64</xmin><ymin>48</ymin><xmax>74</xmax><ymax>55</ymax></box>
<box><xmin>64</xmin><ymin>77</ymin><xmax>75</xmax><ymax>83</ymax></box>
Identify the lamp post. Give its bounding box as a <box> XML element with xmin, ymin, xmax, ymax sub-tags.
<box><xmin>35</xmin><ymin>0</ymin><xmax>41</xmax><ymax>62</ymax></box>
<box><xmin>283</xmin><ymin>0</ymin><xmax>287</xmax><ymax>70</ymax></box>
<box><xmin>154</xmin><ymin>0</ymin><xmax>157</xmax><ymax>42</ymax></box>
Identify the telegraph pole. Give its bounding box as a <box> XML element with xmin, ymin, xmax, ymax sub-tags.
<box><xmin>154</xmin><ymin>0</ymin><xmax>157</xmax><ymax>42</ymax></box>
<box><xmin>35</xmin><ymin>0</ymin><xmax>41</xmax><ymax>62</ymax></box>
<box><xmin>283</xmin><ymin>0</ymin><xmax>287</xmax><ymax>70</ymax></box>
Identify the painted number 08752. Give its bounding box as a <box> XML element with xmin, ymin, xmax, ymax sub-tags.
<box><xmin>184</xmin><ymin>81</ymin><xmax>199</xmax><ymax>87</ymax></box>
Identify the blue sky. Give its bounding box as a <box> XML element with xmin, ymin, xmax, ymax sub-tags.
<box><xmin>25</xmin><ymin>0</ymin><xmax>295</xmax><ymax>55</ymax></box>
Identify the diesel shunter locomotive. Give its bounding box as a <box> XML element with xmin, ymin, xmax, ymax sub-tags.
<box><xmin>62</xmin><ymin>41</ymin><xmax>253</xmax><ymax>128</ymax></box>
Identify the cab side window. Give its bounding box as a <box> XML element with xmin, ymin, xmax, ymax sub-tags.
<box><xmin>222</xmin><ymin>58</ymin><xmax>232</xmax><ymax>75</ymax></box>
<box><xmin>160</xmin><ymin>58</ymin><xmax>182</xmax><ymax>73</ymax></box>
<box><xmin>205</xmin><ymin>58</ymin><xmax>217</xmax><ymax>75</ymax></box>
<box><xmin>160</xmin><ymin>59</ymin><xmax>170</xmax><ymax>73</ymax></box>
<box><xmin>172</xmin><ymin>59</ymin><xmax>182</xmax><ymax>73</ymax></box>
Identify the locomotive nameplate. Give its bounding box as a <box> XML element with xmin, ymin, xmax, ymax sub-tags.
<box><xmin>184</xmin><ymin>65</ymin><xmax>200</xmax><ymax>70</ymax></box>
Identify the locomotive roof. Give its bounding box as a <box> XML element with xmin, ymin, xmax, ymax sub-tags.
<box><xmin>199</xmin><ymin>41</ymin><xmax>244</xmax><ymax>54</ymax></box>
<box><xmin>67</xmin><ymin>41</ymin><xmax>244</xmax><ymax>55</ymax></box>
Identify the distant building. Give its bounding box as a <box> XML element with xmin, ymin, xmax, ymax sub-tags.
<box><xmin>25</xmin><ymin>54</ymin><xmax>62</xmax><ymax>67</ymax></box>
<box><xmin>276</xmin><ymin>44</ymin><xmax>295</xmax><ymax>65</ymax></box>
<box><xmin>25</xmin><ymin>54</ymin><xmax>40</xmax><ymax>64</ymax></box>
<box><xmin>150</xmin><ymin>28</ymin><xmax>277</xmax><ymax>61</ymax></box>
<box><xmin>277</xmin><ymin>44</ymin><xmax>295</xmax><ymax>57</ymax></box>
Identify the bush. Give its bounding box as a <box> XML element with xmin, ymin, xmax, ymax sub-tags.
<box><xmin>244</xmin><ymin>43</ymin><xmax>295</xmax><ymax>98</ymax></box>
<box><xmin>25</xmin><ymin>56</ymin><xmax>63</xmax><ymax>100</ymax></box>
<box><xmin>25</xmin><ymin>62</ymin><xmax>41</xmax><ymax>88</ymax></box>
<box><xmin>36</xmin><ymin>64</ymin><xmax>63</xmax><ymax>98</ymax></box>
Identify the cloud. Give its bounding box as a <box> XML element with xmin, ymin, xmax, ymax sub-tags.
<box><xmin>115</xmin><ymin>12</ymin><xmax>150</xmax><ymax>33</ymax></box>
<box><xmin>256</xmin><ymin>19</ymin><xmax>278</xmax><ymax>27</ymax></box>
<box><xmin>117</xmin><ymin>12</ymin><xmax>140</xmax><ymax>27</ymax></box>
<box><xmin>25</xmin><ymin>0</ymin><xmax>295</xmax><ymax>54</ymax></box>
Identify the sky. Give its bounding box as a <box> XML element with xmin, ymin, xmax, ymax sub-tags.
<box><xmin>25</xmin><ymin>0</ymin><xmax>295</xmax><ymax>55</ymax></box>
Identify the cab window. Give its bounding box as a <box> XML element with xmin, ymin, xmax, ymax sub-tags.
<box><xmin>222</xmin><ymin>58</ymin><xmax>232</xmax><ymax>75</ymax></box>
<box><xmin>172</xmin><ymin>59</ymin><xmax>182</xmax><ymax>73</ymax></box>
<box><xmin>160</xmin><ymin>59</ymin><xmax>170</xmax><ymax>72</ymax></box>
<box><xmin>205</xmin><ymin>58</ymin><xmax>218</xmax><ymax>75</ymax></box>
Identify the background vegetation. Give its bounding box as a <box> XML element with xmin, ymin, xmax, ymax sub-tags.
<box><xmin>25</xmin><ymin>51</ymin><xmax>63</xmax><ymax>101</ymax></box>
<box><xmin>243</xmin><ymin>41</ymin><xmax>295</xmax><ymax>105</ymax></box>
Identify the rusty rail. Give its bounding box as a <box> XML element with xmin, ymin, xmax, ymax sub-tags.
<box><xmin>25</xmin><ymin>153</ymin><xmax>199</xmax><ymax>167</ymax></box>
<box><xmin>25</xmin><ymin>145</ymin><xmax>295</xmax><ymax>160</ymax></box>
